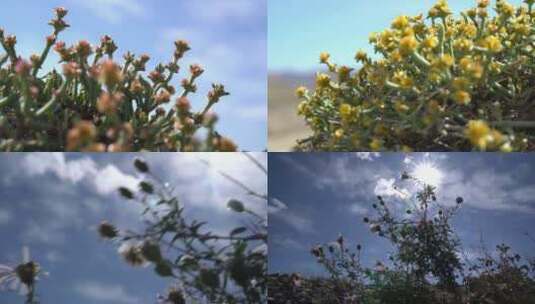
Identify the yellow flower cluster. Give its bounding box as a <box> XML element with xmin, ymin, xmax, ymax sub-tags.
<box><xmin>296</xmin><ymin>0</ymin><xmax>535</xmax><ymax>151</ymax></box>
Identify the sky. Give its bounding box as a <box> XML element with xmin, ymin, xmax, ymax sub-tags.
<box><xmin>269</xmin><ymin>153</ymin><xmax>535</xmax><ymax>276</ymax></box>
<box><xmin>0</xmin><ymin>152</ymin><xmax>267</xmax><ymax>304</ymax></box>
<box><xmin>0</xmin><ymin>0</ymin><xmax>267</xmax><ymax>150</ymax></box>
<box><xmin>268</xmin><ymin>0</ymin><xmax>525</xmax><ymax>72</ymax></box>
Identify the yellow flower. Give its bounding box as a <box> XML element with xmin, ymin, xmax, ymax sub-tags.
<box><xmin>370</xmin><ymin>138</ymin><xmax>382</xmax><ymax>151</ymax></box>
<box><xmin>355</xmin><ymin>50</ymin><xmax>367</xmax><ymax>62</ymax></box>
<box><xmin>434</xmin><ymin>54</ymin><xmax>454</xmax><ymax>70</ymax></box>
<box><xmin>399</xmin><ymin>35</ymin><xmax>418</xmax><ymax>55</ymax></box>
<box><xmin>393</xmin><ymin>71</ymin><xmax>413</xmax><ymax>89</ymax></box>
<box><xmin>484</xmin><ymin>35</ymin><xmax>503</xmax><ymax>53</ymax></box>
<box><xmin>465</xmin><ymin>120</ymin><xmax>491</xmax><ymax>150</ymax></box>
<box><xmin>295</xmin><ymin>86</ymin><xmax>307</xmax><ymax>98</ymax></box>
<box><xmin>316</xmin><ymin>73</ymin><xmax>331</xmax><ymax>88</ymax></box>
<box><xmin>422</xmin><ymin>36</ymin><xmax>439</xmax><ymax>49</ymax></box>
<box><xmin>392</xmin><ymin>15</ymin><xmax>410</xmax><ymax>29</ymax></box>
<box><xmin>297</xmin><ymin>101</ymin><xmax>309</xmax><ymax>116</ymax></box>
<box><xmin>453</xmin><ymin>90</ymin><xmax>471</xmax><ymax>105</ymax></box>
<box><xmin>453</xmin><ymin>38</ymin><xmax>474</xmax><ymax>52</ymax></box>
<box><xmin>394</xmin><ymin>100</ymin><xmax>410</xmax><ymax>113</ymax></box>
<box><xmin>319</xmin><ymin>52</ymin><xmax>330</xmax><ymax>63</ymax></box>
<box><xmin>334</xmin><ymin>129</ymin><xmax>344</xmax><ymax>139</ymax></box>
<box><xmin>339</xmin><ymin>103</ymin><xmax>354</xmax><ymax>121</ymax></box>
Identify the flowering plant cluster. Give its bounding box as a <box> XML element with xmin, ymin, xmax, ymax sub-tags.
<box><xmin>268</xmin><ymin>171</ymin><xmax>535</xmax><ymax>304</ymax></box>
<box><xmin>296</xmin><ymin>0</ymin><xmax>535</xmax><ymax>151</ymax></box>
<box><xmin>99</xmin><ymin>158</ymin><xmax>267</xmax><ymax>304</ymax></box>
<box><xmin>0</xmin><ymin>8</ymin><xmax>236</xmax><ymax>151</ymax></box>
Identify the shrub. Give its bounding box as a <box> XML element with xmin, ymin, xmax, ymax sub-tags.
<box><xmin>268</xmin><ymin>170</ymin><xmax>535</xmax><ymax>304</ymax></box>
<box><xmin>99</xmin><ymin>158</ymin><xmax>267</xmax><ymax>303</ymax></box>
<box><xmin>0</xmin><ymin>8</ymin><xmax>236</xmax><ymax>151</ymax></box>
<box><xmin>296</xmin><ymin>0</ymin><xmax>535</xmax><ymax>152</ymax></box>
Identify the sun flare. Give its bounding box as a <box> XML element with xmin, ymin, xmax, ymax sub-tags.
<box><xmin>412</xmin><ymin>162</ymin><xmax>443</xmax><ymax>187</ymax></box>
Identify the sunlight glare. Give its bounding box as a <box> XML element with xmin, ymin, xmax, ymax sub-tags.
<box><xmin>412</xmin><ymin>162</ymin><xmax>443</xmax><ymax>187</ymax></box>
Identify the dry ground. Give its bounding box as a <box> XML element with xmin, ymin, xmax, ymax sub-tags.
<box><xmin>268</xmin><ymin>72</ymin><xmax>314</xmax><ymax>151</ymax></box>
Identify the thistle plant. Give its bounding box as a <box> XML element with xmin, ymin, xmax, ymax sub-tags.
<box><xmin>0</xmin><ymin>247</ymin><xmax>45</xmax><ymax>304</ymax></box>
<box><xmin>267</xmin><ymin>170</ymin><xmax>535</xmax><ymax>303</ymax></box>
<box><xmin>296</xmin><ymin>0</ymin><xmax>535</xmax><ymax>151</ymax></box>
<box><xmin>0</xmin><ymin>8</ymin><xmax>236</xmax><ymax>151</ymax></box>
<box><xmin>98</xmin><ymin>158</ymin><xmax>267</xmax><ymax>304</ymax></box>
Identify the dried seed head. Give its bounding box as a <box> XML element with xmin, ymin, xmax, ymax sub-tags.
<box><xmin>98</xmin><ymin>221</ymin><xmax>118</xmax><ymax>239</ymax></box>
<box><xmin>118</xmin><ymin>243</ymin><xmax>146</xmax><ymax>267</ymax></box>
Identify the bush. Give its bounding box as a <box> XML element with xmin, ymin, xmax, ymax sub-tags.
<box><xmin>268</xmin><ymin>170</ymin><xmax>535</xmax><ymax>304</ymax></box>
<box><xmin>100</xmin><ymin>158</ymin><xmax>267</xmax><ymax>303</ymax></box>
<box><xmin>0</xmin><ymin>8</ymin><xmax>236</xmax><ymax>151</ymax></box>
<box><xmin>296</xmin><ymin>0</ymin><xmax>535</xmax><ymax>152</ymax></box>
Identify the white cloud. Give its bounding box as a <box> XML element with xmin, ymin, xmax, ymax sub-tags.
<box><xmin>355</xmin><ymin>153</ymin><xmax>380</xmax><ymax>161</ymax></box>
<box><xmin>269</xmin><ymin>198</ymin><xmax>288</xmax><ymax>214</ymax></box>
<box><xmin>374</xmin><ymin>178</ymin><xmax>409</xmax><ymax>199</ymax></box>
<box><xmin>75</xmin><ymin>281</ymin><xmax>140</xmax><ymax>304</ymax></box>
<box><xmin>349</xmin><ymin>204</ymin><xmax>369</xmax><ymax>215</ymax></box>
<box><xmin>442</xmin><ymin>168</ymin><xmax>535</xmax><ymax>213</ymax></box>
<box><xmin>69</xmin><ymin>0</ymin><xmax>145</xmax><ymax>24</ymax></box>
<box><xmin>23</xmin><ymin>153</ymin><xmax>139</xmax><ymax>196</ymax></box>
<box><xmin>0</xmin><ymin>209</ymin><xmax>11</xmax><ymax>225</ymax></box>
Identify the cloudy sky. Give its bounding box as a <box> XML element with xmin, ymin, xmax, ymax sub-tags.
<box><xmin>269</xmin><ymin>153</ymin><xmax>535</xmax><ymax>275</ymax></box>
<box><xmin>269</xmin><ymin>0</ymin><xmax>524</xmax><ymax>71</ymax></box>
<box><xmin>0</xmin><ymin>152</ymin><xmax>266</xmax><ymax>303</ymax></box>
<box><xmin>0</xmin><ymin>0</ymin><xmax>266</xmax><ymax>150</ymax></box>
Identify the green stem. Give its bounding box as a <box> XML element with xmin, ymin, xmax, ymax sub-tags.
<box><xmin>35</xmin><ymin>79</ymin><xmax>71</xmax><ymax>116</ymax></box>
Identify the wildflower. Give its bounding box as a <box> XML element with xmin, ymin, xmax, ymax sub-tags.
<box><xmin>370</xmin><ymin>138</ymin><xmax>382</xmax><ymax>151</ymax></box>
<box><xmin>75</xmin><ymin>40</ymin><xmax>92</xmax><ymax>58</ymax></box>
<box><xmin>392</xmin><ymin>15</ymin><xmax>410</xmax><ymax>29</ymax></box>
<box><xmin>339</xmin><ymin>103</ymin><xmax>353</xmax><ymax>121</ymax></box>
<box><xmin>154</xmin><ymin>89</ymin><xmax>171</xmax><ymax>104</ymax></box>
<box><xmin>175</xmin><ymin>97</ymin><xmax>191</xmax><ymax>113</ymax></box>
<box><xmin>98</xmin><ymin>60</ymin><xmax>123</xmax><ymax>87</ymax></box>
<box><xmin>355</xmin><ymin>50</ymin><xmax>367</xmax><ymax>62</ymax></box>
<box><xmin>295</xmin><ymin>86</ymin><xmax>307</xmax><ymax>98</ymax></box>
<box><xmin>399</xmin><ymin>35</ymin><xmax>418</xmax><ymax>55</ymax></box>
<box><xmin>97</xmin><ymin>92</ymin><xmax>124</xmax><ymax>115</ymax></box>
<box><xmin>484</xmin><ymin>35</ymin><xmax>503</xmax><ymax>53</ymax></box>
<box><xmin>319</xmin><ymin>52</ymin><xmax>330</xmax><ymax>64</ymax></box>
<box><xmin>465</xmin><ymin>120</ymin><xmax>491</xmax><ymax>150</ymax></box>
<box><xmin>334</xmin><ymin>129</ymin><xmax>344</xmax><ymax>139</ymax></box>
<box><xmin>189</xmin><ymin>64</ymin><xmax>204</xmax><ymax>77</ymax></box>
<box><xmin>14</xmin><ymin>59</ymin><xmax>32</xmax><ymax>76</ymax></box>
<box><xmin>316</xmin><ymin>73</ymin><xmax>331</xmax><ymax>88</ymax></box>
<box><xmin>66</xmin><ymin>120</ymin><xmax>97</xmax><ymax>150</ymax></box>
<box><xmin>422</xmin><ymin>36</ymin><xmax>439</xmax><ymax>49</ymax></box>
<box><xmin>453</xmin><ymin>90</ymin><xmax>471</xmax><ymax>105</ymax></box>
<box><xmin>62</xmin><ymin>61</ymin><xmax>81</xmax><ymax>78</ymax></box>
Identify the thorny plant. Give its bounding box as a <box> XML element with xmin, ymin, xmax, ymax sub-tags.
<box><xmin>0</xmin><ymin>8</ymin><xmax>236</xmax><ymax>152</ymax></box>
<box><xmin>98</xmin><ymin>157</ymin><xmax>267</xmax><ymax>304</ymax></box>
<box><xmin>297</xmin><ymin>171</ymin><xmax>535</xmax><ymax>304</ymax></box>
<box><xmin>0</xmin><ymin>247</ymin><xmax>46</xmax><ymax>304</ymax></box>
<box><xmin>296</xmin><ymin>0</ymin><xmax>535</xmax><ymax>152</ymax></box>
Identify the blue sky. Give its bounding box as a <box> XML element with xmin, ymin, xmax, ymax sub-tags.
<box><xmin>269</xmin><ymin>153</ymin><xmax>535</xmax><ymax>276</ymax></box>
<box><xmin>0</xmin><ymin>0</ymin><xmax>266</xmax><ymax>150</ymax></box>
<box><xmin>269</xmin><ymin>0</ymin><xmax>524</xmax><ymax>71</ymax></box>
<box><xmin>0</xmin><ymin>153</ymin><xmax>266</xmax><ymax>304</ymax></box>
